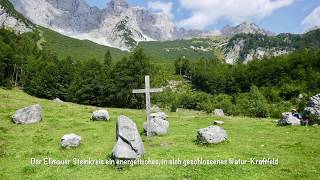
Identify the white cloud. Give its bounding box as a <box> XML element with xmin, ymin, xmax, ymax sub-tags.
<box><xmin>178</xmin><ymin>0</ymin><xmax>294</xmax><ymax>30</ymax></box>
<box><xmin>302</xmin><ymin>6</ymin><xmax>320</xmax><ymax>31</ymax></box>
<box><xmin>148</xmin><ymin>1</ymin><xmax>173</xmax><ymax>18</ymax></box>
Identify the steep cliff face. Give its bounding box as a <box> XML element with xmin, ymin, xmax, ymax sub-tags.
<box><xmin>10</xmin><ymin>0</ymin><xmax>201</xmax><ymax>50</ymax></box>
<box><xmin>0</xmin><ymin>0</ymin><xmax>32</xmax><ymax>33</ymax></box>
<box><xmin>11</xmin><ymin>0</ymin><xmax>103</xmax><ymax>33</ymax></box>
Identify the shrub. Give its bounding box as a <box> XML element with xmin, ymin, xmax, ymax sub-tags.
<box><xmin>236</xmin><ymin>86</ymin><xmax>269</xmax><ymax>117</ymax></box>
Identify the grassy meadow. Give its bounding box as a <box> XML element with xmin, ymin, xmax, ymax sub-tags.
<box><xmin>40</xmin><ymin>28</ymin><xmax>128</xmax><ymax>62</ymax></box>
<box><xmin>39</xmin><ymin>27</ymin><xmax>220</xmax><ymax>63</ymax></box>
<box><xmin>0</xmin><ymin>88</ymin><xmax>319</xmax><ymax>179</ymax></box>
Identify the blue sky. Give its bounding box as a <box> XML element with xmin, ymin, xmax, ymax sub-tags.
<box><xmin>86</xmin><ymin>0</ymin><xmax>320</xmax><ymax>34</ymax></box>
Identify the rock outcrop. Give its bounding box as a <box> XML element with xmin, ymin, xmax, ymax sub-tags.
<box><xmin>0</xmin><ymin>5</ymin><xmax>32</xmax><ymax>33</ymax></box>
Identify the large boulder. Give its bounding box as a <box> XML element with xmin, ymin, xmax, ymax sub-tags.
<box><xmin>61</xmin><ymin>133</ymin><xmax>81</xmax><ymax>148</ymax></box>
<box><xmin>213</xmin><ymin>109</ymin><xmax>225</xmax><ymax>117</ymax></box>
<box><xmin>197</xmin><ymin>125</ymin><xmax>228</xmax><ymax>144</ymax></box>
<box><xmin>112</xmin><ymin>115</ymin><xmax>144</xmax><ymax>160</ymax></box>
<box><xmin>303</xmin><ymin>94</ymin><xmax>320</xmax><ymax>123</ymax></box>
<box><xmin>143</xmin><ymin>111</ymin><xmax>169</xmax><ymax>136</ymax></box>
<box><xmin>12</xmin><ymin>104</ymin><xmax>43</xmax><ymax>124</ymax></box>
<box><xmin>278</xmin><ymin>112</ymin><xmax>301</xmax><ymax>126</ymax></box>
<box><xmin>91</xmin><ymin>110</ymin><xmax>110</xmax><ymax>121</ymax></box>
<box><xmin>307</xmin><ymin>94</ymin><xmax>320</xmax><ymax>109</ymax></box>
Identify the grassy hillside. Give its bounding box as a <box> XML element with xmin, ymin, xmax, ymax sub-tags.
<box><xmin>40</xmin><ymin>27</ymin><xmax>128</xmax><ymax>62</ymax></box>
<box><xmin>137</xmin><ymin>36</ymin><xmax>227</xmax><ymax>62</ymax></box>
<box><xmin>40</xmin><ymin>26</ymin><xmax>228</xmax><ymax>63</ymax></box>
<box><xmin>0</xmin><ymin>88</ymin><xmax>319</xmax><ymax>179</ymax></box>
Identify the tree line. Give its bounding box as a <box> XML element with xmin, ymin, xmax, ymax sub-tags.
<box><xmin>0</xmin><ymin>28</ymin><xmax>154</xmax><ymax>109</ymax></box>
<box><xmin>174</xmin><ymin>49</ymin><xmax>320</xmax><ymax>117</ymax></box>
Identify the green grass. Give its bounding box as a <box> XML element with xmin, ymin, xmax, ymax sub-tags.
<box><xmin>137</xmin><ymin>38</ymin><xmax>225</xmax><ymax>62</ymax></box>
<box><xmin>40</xmin><ymin>27</ymin><xmax>128</xmax><ymax>62</ymax></box>
<box><xmin>0</xmin><ymin>88</ymin><xmax>319</xmax><ymax>179</ymax></box>
<box><xmin>40</xmin><ymin>26</ymin><xmax>227</xmax><ymax>63</ymax></box>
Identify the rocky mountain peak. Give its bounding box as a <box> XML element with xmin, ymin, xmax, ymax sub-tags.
<box><xmin>222</xmin><ymin>21</ymin><xmax>273</xmax><ymax>36</ymax></box>
<box><xmin>107</xmin><ymin>0</ymin><xmax>129</xmax><ymax>10</ymax></box>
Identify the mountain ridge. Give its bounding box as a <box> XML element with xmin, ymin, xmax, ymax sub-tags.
<box><xmin>221</xmin><ymin>21</ymin><xmax>274</xmax><ymax>36</ymax></box>
<box><xmin>11</xmin><ymin>0</ymin><xmax>206</xmax><ymax>50</ymax></box>
<box><xmin>9</xmin><ymin>0</ymin><xmax>279</xmax><ymax>51</ymax></box>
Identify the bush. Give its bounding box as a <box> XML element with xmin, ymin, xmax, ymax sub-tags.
<box><xmin>236</xmin><ymin>86</ymin><xmax>269</xmax><ymax>117</ymax></box>
<box><xmin>268</xmin><ymin>101</ymin><xmax>294</xmax><ymax>118</ymax></box>
<box><xmin>211</xmin><ymin>94</ymin><xmax>235</xmax><ymax>115</ymax></box>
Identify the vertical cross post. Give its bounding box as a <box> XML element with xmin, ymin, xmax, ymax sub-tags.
<box><xmin>145</xmin><ymin>76</ymin><xmax>151</xmax><ymax>138</ymax></box>
<box><xmin>132</xmin><ymin>75</ymin><xmax>163</xmax><ymax>139</ymax></box>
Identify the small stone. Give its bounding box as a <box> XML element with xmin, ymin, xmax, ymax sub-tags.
<box><xmin>61</xmin><ymin>133</ymin><xmax>81</xmax><ymax>148</ymax></box>
<box><xmin>213</xmin><ymin>120</ymin><xmax>224</xmax><ymax>125</ymax></box>
<box><xmin>53</xmin><ymin>98</ymin><xmax>64</xmax><ymax>104</ymax></box>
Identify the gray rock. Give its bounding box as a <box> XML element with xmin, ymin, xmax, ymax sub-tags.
<box><xmin>143</xmin><ymin>118</ymin><xmax>169</xmax><ymax>136</ymax></box>
<box><xmin>61</xmin><ymin>133</ymin><xmax>81</xmax><ymax>148</ymax></box>
<box><xmin>213</xmin><ymin>120</ymin><xmax>224</xmax><ymax>125</ymax></box>
<box><xmin>303</xmin><ymin>94</ymin><xmax>320</xmax><ymax>121</ymax></box>
<box><xmin>278</xmin><ymin>112</ymin><xmax>301</xmax><ymax>126</ymax></box>
<box><xmin>304</xmin><ymin>107</ymin><xmax>320</xmax><ymax>117</ymax></box>
<box><xmin>53</xmin><ymin>98</ymin><xmax>64</xmax><ymax>104</ymax></box>
<box><xmin>151</xmin><ymin>112</ymin><xmax>168</xmax><ymax>121</ymax></box>
<box><xmin>91</xmin><ymin>110</ymin><xmax>110</xmax><ymax>121</ymax></box>
<box><xmin>112</xmin><ymin>115</ymin><xmax>144</xmax><ymax>160</ymax></box>
<box><xmin>197</xmin><ymin>125</ymin><xmax>228</xmax><ymax>144</ymax></box>
<box><xmin>12</xmin><ymin>104</ymin><xmax>43</xmax><ymax>124</ymax></box>
<box><xmin>0</xmin><ymin>6</ymin><xmax>32</xmax><ymax>33</ymax></box>
<box><xmin>213</xmin><ymin>109</ymin><xmax>225</xmax><ymax>117</ymax></box>
<box><xmin>144</xmin><ymin>111</ymin><xmax>169</xmax><ymax>136</ymax></box>
<box><xmin>307</xmin><ymin>94</ymin><xmax>320</xmax><ymax>109</ymax></box>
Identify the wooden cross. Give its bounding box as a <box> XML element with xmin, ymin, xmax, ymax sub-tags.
<box><xmin>132</xmin><ymin>75</ymin><xmax>163</xmax><ymax>138</ymax></box>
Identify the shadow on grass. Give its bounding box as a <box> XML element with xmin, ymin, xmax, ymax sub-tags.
<box><xmin>193</xmin><ymin>138</ymin><xmax>230</xmax><ymax>147</ymax></box>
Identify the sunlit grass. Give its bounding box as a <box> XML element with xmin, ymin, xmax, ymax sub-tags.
<box><xmin>0</xmin><ymin>88</ymin><xmax>319</xmax><ymax>179</ymax></box>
